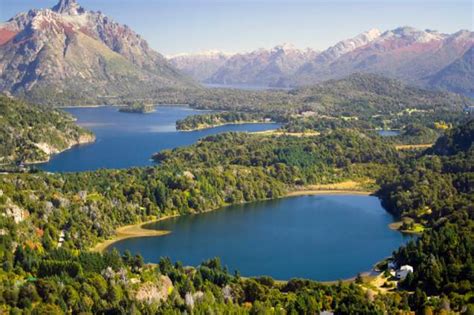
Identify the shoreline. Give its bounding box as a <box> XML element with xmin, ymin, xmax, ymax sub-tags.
<box><xmin>91</xmin><ymin>215</ymin><xmax>178</xmax><ymax>253</ymax></box>
<box><xmin>91</xmin><ymin>187</ymin><xmax>376</xmax><ymax>253</ymax></box>
<box><xmin>90</xmin><ymin>188</ymin><xmax>401</xmax><ymax>288</ymax></box>
<box><xmin>388</xmin><ymin>221</ymin><xmax>424</xmax><ymax>235</ymax></box>
<box><xmin>177</xmin><ymin>120</ymin><xmax>276</xmax><ymax>132</ymax></box>
<box><xmin>286</xmin><ymin>189</ymin><xmax>373</xmax><ymax>197</ymax></box>
<box><xmin>25</xmin><ymin>134</ymin><xmax>96</xmax><ymax>166</ymax></box>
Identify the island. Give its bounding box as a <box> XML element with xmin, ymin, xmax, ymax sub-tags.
<box><xmin>119</xmin><ymin>102</ymin><xmax>155</xmax><ymax>114</ymax></box>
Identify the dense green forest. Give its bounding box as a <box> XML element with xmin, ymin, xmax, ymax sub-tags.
<box><xmin>0</xmin><ymin>95</ymin><xmax>95</xmax><ymax>165</ymax></box>
<box><xmin>176</xmin><ymin>112</ymin><xmax>279</xmax><ymax>130</ymax></box>
<box><xmin>1</xmin><ymin>77</ymin><xmax>473</xmax><ymax>313</ymax></box>
<box><xmin>0</xmin><ymin>117</ymin><xmax>473</xmax><ymax>313</ymax></box>
<box><xmin>378</xmin><ymin>121</ymin><xmax>474</xmax><ymax>312</ymax></box>
<box><xmin>17</xmin><ymin>73</ymin><xmax>473</xmax><ymax>115</ymax></box>
<box><xmin>174</xmin><ymin>74</ymin><xmax>472</xmax><ymax>140</ymax></box>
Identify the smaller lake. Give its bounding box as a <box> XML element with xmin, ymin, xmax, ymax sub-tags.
<box><xmin>378</xmin><ymin>130</ymin><xmax>400</xmax><ymax>137</ymax></box>
<box><xmin>39</xmin><ymin>106</ymin><xmax>280</xmax><ymax>172</ymax></box>
<box><xmin>109</xmin><ymin>195</ymin><xmax>409</xmax><ymax>281</ymax></box>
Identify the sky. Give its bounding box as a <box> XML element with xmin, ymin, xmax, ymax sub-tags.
<box><xmin>1</xmin><ymin>0</ymin><xmax>472</xmax><ymax>55</ymax></box>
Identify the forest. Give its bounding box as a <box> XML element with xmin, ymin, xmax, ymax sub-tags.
<box><xmin>176</xmin><ymin>112</ymin><xmax>279</xmax><ymax>131</ymax></box>
<box><xmin>0</xmin><ymin>116</ymin><xmax>472</xmax><ymax>313</ymax></box>
<box><xmin>176</xmin><ymin>74</ymin><xmax>472</xmax><ymax>142</ymax></box>
<box><xmin>0</xmin><ymin>95</ymin><xmax>94</xmax><ymax>165</ymax></box>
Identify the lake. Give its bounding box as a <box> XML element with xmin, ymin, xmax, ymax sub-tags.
<box><xmin>39</xmin><ymin>106</ymin><xmax>280</xmax><ymax>172</ymax></box>
<box><xmin>109</xmin><ymin>195</ymin><xmax>408</xmax><ymax>281</ymax></box>
<box><xmin>378</xmin><ymin>130</ymin><xmax>400</xmax><ymax>137</ymax></box>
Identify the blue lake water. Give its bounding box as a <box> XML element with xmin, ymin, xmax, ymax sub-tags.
<box><xmin>109</xmin><ymin>195</ymin><xmax>409</xmax><ymax>281</ymax></box>
<box><xmin>378</xmin><ymin>130</ymin><xmax>400</xmax><ymax>137</ymax></box>
<box><xmin>39</xmin><ymin>106</ymin><xmax>280</xmax><ymax>172</ymax></box>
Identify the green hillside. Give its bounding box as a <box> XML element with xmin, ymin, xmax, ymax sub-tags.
<box><xmin>0</xmin><ymin>95</ymin><xmax>94</xmax><ymax>165</ymax></box>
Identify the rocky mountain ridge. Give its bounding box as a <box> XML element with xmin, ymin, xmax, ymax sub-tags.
<box><xmin>0</xmin><ymin>0</ymin><xmax>196</xmax><ymax>105</ymax></box>
<box><xmin>170</xmin><ymin>27</ymin><xmax>473</xmax><ymax>94</ymax></box>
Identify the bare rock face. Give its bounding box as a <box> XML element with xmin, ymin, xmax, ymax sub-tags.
<box><xmin>294</xmin><ymin>27</ymin><xmax>473</xmax><ymax>93</ymax></box>
<box><xmin>203</xmin><ymin>44</ymin><xmax>319</xmax><ymax>87</ymax></box>
<box><xmin>170</xmin><ymin>26</ymin><xmax>472</xmax><ymax>94</ymax></box>
<box><xmin>0</xmin><ymin>0</ymin><xmax>195</xmax><ymax>105</ymax></box>
<box><xmin>2</xmin><ymin>200</ymin><xmax>29</xmax><ymax>223</ymax></box>
<box><xmin>135</xmin><ymin>276</ymin><xmax>173</xmax><ymax>305</ymax></box>
<box><xmin>168</xmin><ymin>50</ymin><xmax>231</xmax><ymax>81</ymax></box>
<box><xmin>314</xmin><ymin>28</ymin><xmax>382</xmax><ymax>63</ymax></box>
<box><xmin>52</xmin><ymin>0</ymin><xmax>85</xmax><ymax>15</ymax></box>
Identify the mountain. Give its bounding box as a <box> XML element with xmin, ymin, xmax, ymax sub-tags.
<box><xmin>208</xmin><ymin>44</ymin><xmax>319</xmax><ymax>87</ymax></box>
<box><xmin>294</xmin><ymin>27</ymin><xmax>473</xmax><ymax>91</ymax></box>
<box><xmin>171</xmin><ymin>27</ymin><xmax>472</xmax><ymax>94</ymax></box>
<box><xmin>168</xmin><ymin>51</ymin><xmax>231</xmax><ymax>82</ymax></box>
<box><xmin>172</xmin><ymin>44</ymin><xmax>319</xmax><ymax>87</ymax></box>
<box><xmin>428</xmin><ymin>46</ymin><xmax>474</xmax><ymax>95</ymax></box>
<box><xmin>0</xmin><ymin>94</ymin><xmax>94</xmax><ymax>165</ymax></box>
<box><xmin>304</xmin><ymin>28</ymin><xmax>382</xmax><ymax>66</ymax></box>
<box><xmin>0</xmin><ymin>0</ymin><xmax>196</xmax><ymax>105</ymax></box>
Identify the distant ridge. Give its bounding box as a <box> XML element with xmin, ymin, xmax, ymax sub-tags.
<box><xmin>170</xmin><ymin>27</ymin><xmax>473</xmax><ymax>95</ymax></box>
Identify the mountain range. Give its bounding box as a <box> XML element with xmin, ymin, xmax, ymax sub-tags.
<box><xmin>0</xmin><ymin>0</ymin><xmax>472</xmax><ymax>104</ymax></box>
<box><xmin>0</xmin><ymin>0</ymin><xmax>196</xmax><ymax>105</ymax></box>
<box><xmin>169</xmin><ymin>27</ymin><xmax>473</xmax><ymax>95</ymax></box>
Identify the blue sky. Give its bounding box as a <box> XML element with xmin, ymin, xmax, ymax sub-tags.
<box><xmin>1</xmin><ymin>0</ymin><xmax>472</xmax><ymax>55</ymax></box>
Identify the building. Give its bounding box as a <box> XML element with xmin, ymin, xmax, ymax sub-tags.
<box><xmin>396</xmin><ymin>265</ymin><xmax>413</xmax><ymax>280</ymax></box>
<box><xmin>464</xmin><ymin>106</ymin><xmax>474</xmax><ymax>115</ymax></box>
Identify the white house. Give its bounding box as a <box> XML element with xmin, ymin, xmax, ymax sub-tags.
<box><xmin>396</xmin><ymin>265</ymin><xmax>413</xmax><ymax>280</ymax></box>
<box><xmin>58</xmin><ymin>230</ymin><xmax>66</xmax><ymax>248</ymax></box>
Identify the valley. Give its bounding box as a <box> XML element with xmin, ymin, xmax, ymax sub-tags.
<box><xmin>0</xmin><ymin>0</ymin><xmax>472</xmax><ymax>313</ymax></box>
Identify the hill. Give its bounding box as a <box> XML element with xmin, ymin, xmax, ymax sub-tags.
<box><xmin>428</xmin><ymin>46</ymin><xmax>474</xmax><ymax>95</ymax></box>
<box><xmin>0</xmin><ymin>95</ymin><xmax>94</xmax><ymax>165</ymax></box>
<box><xmin>183</xmin><ymin>73</ymin><xmax>473</xmax><ymax>117</ymax></box>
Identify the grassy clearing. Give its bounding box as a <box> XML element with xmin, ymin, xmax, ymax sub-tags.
<box><xmin>395</xmin><ymin>144</ymin><xmax>433</xmax><ymax>150</ymax></box>
<box><xmin>366</xmin><ymin>273</ymin><xmax>398</xmax><ymax>295</ymax></box>
<box><xmin>287</xmin><ymin>180</ymin><xmax>376</xmax><ymax>197</ymax></box>
<box><xmin>252</xmin><ymin>130</ymin><xmax>320</xmax><ymax>137</ymax></box>
<box><xmin>389</xmin><ymin>221</ymin><xmax>426</xmax><ymax>234</ymax></box>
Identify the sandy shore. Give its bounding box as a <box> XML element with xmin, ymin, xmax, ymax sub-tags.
<box><xmin>286</xmin><ymin>189</ymin><xmax>373</xmax><ymax>197</ymax></box>
<box><xmin>388</xmin><ymin>221</ymin><xmax>424</xmax><ymax>235</ymax></box>
<box><xmin>88</xmin><ymin>185</ymin><xmax>404</xmax><ymax>290</ymax></box>
<box><xmin>287</xmin><ymin>181</ymin><xmax>375</xmax><ymax>197</ymax></box>
<box><xmin>91</xmin><ymin>215</ymin><xmax>178</xmax><ymax>253</ymax></box>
